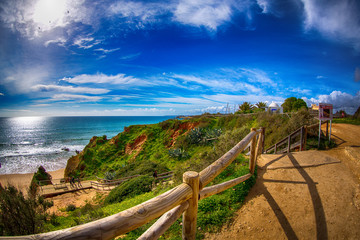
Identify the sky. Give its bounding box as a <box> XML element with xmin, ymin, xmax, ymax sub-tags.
<box><xmin>0</xmin><ymin>0</ymin><xmax>359</xmax><ymax>117</ymax></box>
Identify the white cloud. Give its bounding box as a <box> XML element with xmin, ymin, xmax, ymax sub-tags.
<box><xmin>0</xmin><ymin>93</ymin><xmax>4</xmax><ymax>96</ymax></box>
<box><xmin>172</xmin><ymin>73</ymin><xmax>262</xmax><ymax>93</ymax></box>
<box><xmin>3</xmin><ymin>66</ymin><xmax>50</xmax><ymax>94</ymax></box>
<box><xmin>50</xmin><ymin>94</ymin><xmax>102</xmax><ymax>102</ymax></box>
<box><xmin>31</xmin><ymin>84</ymin><xmax>110</xmax><ymax>94</ymax></box>
<box><xmin>62</xmin><ymin>73</ymin><xmax>148</xmax><ymax>86</ymax></box>
<box><xmin>301</xmin><ymin>0</ymin><xmax>360</xmax><ymax>51</ymax></box>
<box><xmin>302</xmin><ymin>90</ymin><xmax>360</xmax><ymax>114</ymax></box>
<box><xmin>0</xmin><ymin>0</ymin><xmax>91</xmax><ymax>39</ymax></box>
<box><xmin>73</xmin><ymin>37</ymin><xmax>101</xmax><ymax>49</ymax></box>
<box><xmin>316</xmin><ymin>75</ymin><xmax>326</xmax><ymax>79</ymax></box>
<box><xmin>238</xmin><ymin>68</ymin><xmax>277</xmax><ymax>87</ymax></box>
<box><xmin>288</xmin><ymin>87</ymin><xmax>311</xmax><ymax>95</ymax></box>
<box><xmin>173</xmin><ymin>0</ymin><xmax>232</xmax><ymax>30</ymax></box>
<box><xmin>204</xmin><ymin>93</ymin><xmax>285</xmax><ymax>104</ymax></box>
<box><xmin>44</xmin><ymin>37</ymin><xmax>67</xmax><ymax>47</ymax></box>
<box><xmin>355</xmin><ymin>67</ymin><xmax>360</xmax><ymax>82</ymax></box>
<box><xmin>94</xmin><ymin>48</ymin><xmax>121</xmax><ymax>54</ymax></box>
<box><xmin>257</xmin><ymin>0</ymin><xmax>270</xmax><ymax>13</ymax></box>
<box><xmin>109</xmin><ymin>0</ymin><xmax>169</xmax><ymax>25</ymax></box>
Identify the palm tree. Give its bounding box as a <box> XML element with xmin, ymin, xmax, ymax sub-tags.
<box><xmin>238</xmin><ymin>102</ymin><xmax>254</xmax><ymax>113</ymax></box>
<box><xmin>255</xmin><ymin>101</ymin><xmax>267</xmax><ymax>109</ymax></box>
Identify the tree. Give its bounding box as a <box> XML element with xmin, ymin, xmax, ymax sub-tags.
<box><xmin>255</xmin><ymin>102</ymin><xmax>267</xmax><ymax>111</ymax></box>
<box><xmin>238</xmin><ymin>102</ymin><xmax>254</xmax><ymax>113</ymax></box>
<box><xmin>0</xmin><ymin>185</ymin><xmax>53</xmax><ymax>236</ymax></box>
<box><xmin>281</xmin><ymin>97</ymin><xmax>307</xmax><ymax>112</ymax></box>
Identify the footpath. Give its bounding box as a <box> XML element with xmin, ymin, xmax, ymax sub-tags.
<box><xmin>205</xmin><ymin>123</ymin><xmax>360</xmax><ymax>239</ymax></box>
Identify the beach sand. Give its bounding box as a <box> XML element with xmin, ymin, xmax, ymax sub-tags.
<box><xmin>0</xmin><ymin>168</ymin><xmax>65</xmax><ymax>193</ymax></box>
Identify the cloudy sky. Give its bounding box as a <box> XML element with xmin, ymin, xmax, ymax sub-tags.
<box><xmin>0</xmin><ymin>0</ymin><xmax>359</xmax><ymax>117</ymax></box>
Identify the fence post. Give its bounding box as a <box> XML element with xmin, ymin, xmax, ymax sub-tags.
<box><xmin>300</xmin><ymin>127</ymin><xmax>304</xmax><ymax>151</ymax></box>
<box><xmin>303</xmin><ymin>126</ymin><xmax>308</xmax><ymax>151</ymax></box>
<box><xmin>261</xmin><ymin>127</ymin><xmax>265</xmax><ymax>153</ymax></box>
<box><xmin>287</xmin><ymin>136</ymin><xmax>291</xmax><ymax>153</ymax></box>
<box><xmin>182</xmin><ymin>171</ymin><xmax>199</xmax><ymax>240</ymax></box>
<box><xmin>274</xmin><ymin>143</ymin><xmax>277</xmax><ymax>154</ymax></box>
<box><xmin>249</xmin><ymin>128</ymin><xmax>257</xmax><ymax>173</ymax></box>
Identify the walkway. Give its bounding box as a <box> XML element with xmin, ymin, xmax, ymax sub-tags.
<box><xmin>40</xmin><ymin>180</ymin><xmax>93</xmax><ymax>198</ymax></box>
<box><xmin>205</xmin><ymin>123</ymin><xmax>360</xmax><ymax>239</ymax></box>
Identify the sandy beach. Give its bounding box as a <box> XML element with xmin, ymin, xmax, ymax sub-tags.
<box><xmin>0</xmin><ymin>168</ymin><xmax>65</xmax><ymax>193</ymax></box>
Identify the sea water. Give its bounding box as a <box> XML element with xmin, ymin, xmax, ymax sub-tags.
<box><xmin>0</xmin><ymin>116</ymin><xmax>174</xmax><ymax>174</ymax></box>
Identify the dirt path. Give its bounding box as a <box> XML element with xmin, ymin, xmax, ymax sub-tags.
<box><xmin>204</xmin><ymin>124</ymin><xmax>360</xmax><ymax>239</ymax></box>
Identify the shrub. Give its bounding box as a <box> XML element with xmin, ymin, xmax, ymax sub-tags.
<box><xmin>168</xmin><ymin>148</ymin><xmax>190</xmax><ymax>160</ymax></box>
<box><xmin>187</xmin><ymin>127</ymin><xmax>222</xmax><ymax>145</ymax></box>
<box><xmin>0</xmin><ymin>185</ymin><xmax>53</xmax><ymax>236</ymax></box>
<box><xmin>32</xmin><ymin>166</ymin><xmax>52</xmax><ymax>186</ymax></box>
<box><xmin>104</xmin><ymin>171</ymin><xmax>116</xmax><ymax>180</ymax></box>
<box><xmin>66</xmin><ymin>204</ymin><xmax>76</xmax><ymax>212</ymax></box>
<box><xmin>104</xmin><ymin>176</ymin><xmax>153</xmax><ymax>204</ymax></box>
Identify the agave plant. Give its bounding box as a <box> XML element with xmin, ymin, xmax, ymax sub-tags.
<box><xmin>168</xmin><ymin>148</ymin><xmax>190</xmax><ymax>160</ymax></box>
<box><xmin>104</xmin><ymin>171</ymin><xmax>116</xmax><ymax>180</ymax></box>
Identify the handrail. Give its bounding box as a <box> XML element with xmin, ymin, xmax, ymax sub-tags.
<box><xmin>265</xmin><ymin>126</ymin><xmax>305</xmax><ymax>154</ymax></box>
<box><xmin>8</xmin><ymin>127</ymin><xmax>265</xmax><ymax>240</ymax></box>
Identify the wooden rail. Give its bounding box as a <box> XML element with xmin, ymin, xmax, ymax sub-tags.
<box><xmin>7</xmin><ymin>128</ymin><xmax>265</xmax><ymax>240</ymax></box>
<box><xmin>264</xmin><ymin>121</ymin><xmax>329</xmax><ymax>154</ymax></box>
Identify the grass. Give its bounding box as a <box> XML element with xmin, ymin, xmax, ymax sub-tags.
<box><xmin>44</xmin><ymin>155</ymin><xmax>255</xmax><ymax>240</ymax></box>
<box><xmin>45</xmin><ymin>110</ymin><xmax>319</xmax><ymax>238</ymax></box>
<box><xmin>332</xmin><ymin>118</ymin><xmax>360</xmax><ymax>125</ymax></box>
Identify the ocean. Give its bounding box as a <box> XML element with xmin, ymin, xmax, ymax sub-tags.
<box><xmin>0</xmin><ymin>116</ymin><xmax>174</xmax><ymax>174</ymax></box>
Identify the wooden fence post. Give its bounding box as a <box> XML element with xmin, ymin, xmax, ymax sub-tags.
<box><xmin>300</xmin><ymin>126</ymin><xmax>304</xmax><ymax>151</ymax></box>
<box><xmin>249</xmin><ymin>128</ymin><xmax>257</xmax><ymax>173</ymax></box>
<box><xmin>274</xmin><ymin>143</ymin><xmax>277</xmax><ymax>154</ymax></box>
<box><xmin>303</xmin><ymin>125</ymin><xmax>308</xmax><ymax>151</ymax></box>
<box><xmin>262</xmin><ymin>128</ymin><xmax>265</xmax><ymax>150</ymax></box>
<box><xmin>182</xmin><ymin>171</ymin><xmax>199</xmax><ymax>240</ymax></box>
<box><xmin>287</xmin><ymin>136</ymin><xmax>291</xmax><ymax>153</ymax></box>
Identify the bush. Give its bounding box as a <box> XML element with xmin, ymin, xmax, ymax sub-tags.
<box><xmin>104</xmin><ymin>171</ymin><xmax>116</xmax><ymax>180</ymax></box>
<box><xmin>66</xmin><ymin>204</ymin><xmax>76</xmax><ymax>212</ymax></box>
<box><xmin>168</xmin><ymin>148</ymin><xmax>190</xmax><ymax>160</ymax></box>
<box><xmin>104</xmin><ymin>176</ymin><xmax>153</xmax><ymax>204</ymax></box>
<box><xmin>32</xmin><ymin>166</ymin><xmax>52</xmax><ymax>186</ymax></box>
<box><xmin>0</xmin><ymin>185</ymin><xmax>53</xmax><ymax>236</ymax></box>
<box><xmin>187</xmin><ymin>127</ymin><xmax>222</xmax><ymax>145</ymax></box>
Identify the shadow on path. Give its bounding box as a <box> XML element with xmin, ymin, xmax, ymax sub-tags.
<box><xmin>288</xmin><ymin>153</ymin><xmax>328</xmax><ymax>240</ymax></box>
<box><xmin>256</xmin><ymin>153</ymin><xmax>328</xmax><ymax>240</ymax></box>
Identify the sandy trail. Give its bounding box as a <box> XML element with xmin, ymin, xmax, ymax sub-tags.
<box><xmin>205</xmin><ymin>124</ymin><xmax>360</xmax><ymax>239</ymax></box>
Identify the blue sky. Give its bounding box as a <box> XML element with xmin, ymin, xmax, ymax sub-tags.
<box><xmin>0</xmin><ymin>0</ymin><xmax>359</xmax><ymax>117</ymax></box>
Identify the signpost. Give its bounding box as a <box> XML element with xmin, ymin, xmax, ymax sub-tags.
<box><xmin>318</xmin><ymin>103</ymin><xmax>333</xmax><ymax>147</ymax></box>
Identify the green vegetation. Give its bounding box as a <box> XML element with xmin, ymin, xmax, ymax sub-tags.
<box><xmin>104</xmin><ymin>176</ymin><xmax>153</xmax><ymax>204</ymax></box>
<box><xmin>236</xmin><ymin>101</ymin><xmax>267</xmax><ymax>114</ymax></box>
<box><xmin>333</xmin><ymin>117</ymin><xmax>360</xmax><ymax>125</ymax></box>
<box><xmin>0</xmin><ymin>185</ymin><xmax>53</xmax><ymax>236</ymax></box>
<box><xmin>4</xmin><ymin>107</ymin><xmax>318</xmax><ymax>238</ymax></box>
<box><xmin>32</xmin><ymin>166</ymin><xmax>52</xmax><ymax>186</ymax></box>
<box><xmin>281</xmin><ymin>97</ymin><xmax>307</xmax><ymax>112</ymax></box>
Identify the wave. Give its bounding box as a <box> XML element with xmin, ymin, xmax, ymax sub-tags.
<box><xmin>0</xmin><ymin>144</ymin><xmax>85</xmax><ymax>158</ymax></box>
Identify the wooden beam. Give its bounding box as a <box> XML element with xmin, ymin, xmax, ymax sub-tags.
<box><xmin>249</xmin><ymin>128</ymin><xmax>257</xmax><ymax>174</ymax></box>
<box><xmin>15</xmin><ymin>183</ymin><xmax>193</xmax><ymax>240</ymax></box>
<box><xmin>138</xmin><ymin>201</ymin><xmax>189</xmax><ymax>240</ymax></box>
<box><xmin>199</xmin><ymin>173</ymin><xmax>252</xmax><ymax>200</ymax></box>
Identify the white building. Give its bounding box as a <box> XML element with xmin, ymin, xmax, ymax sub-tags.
<box><xmin>267</xmin><ymin>102</ymin><xmax>283</xmax><ymax>113</ymax></box>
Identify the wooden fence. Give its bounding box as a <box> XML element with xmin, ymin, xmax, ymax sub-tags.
<box><xmin>264</xmin><ymin>122</ymin><xmax>326</xmax><ymax>154</ymax></box>
<box><xmin>6</xmin><ymin>128</ymin><xmax>265</xmax><ymax>240</ymax></box>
